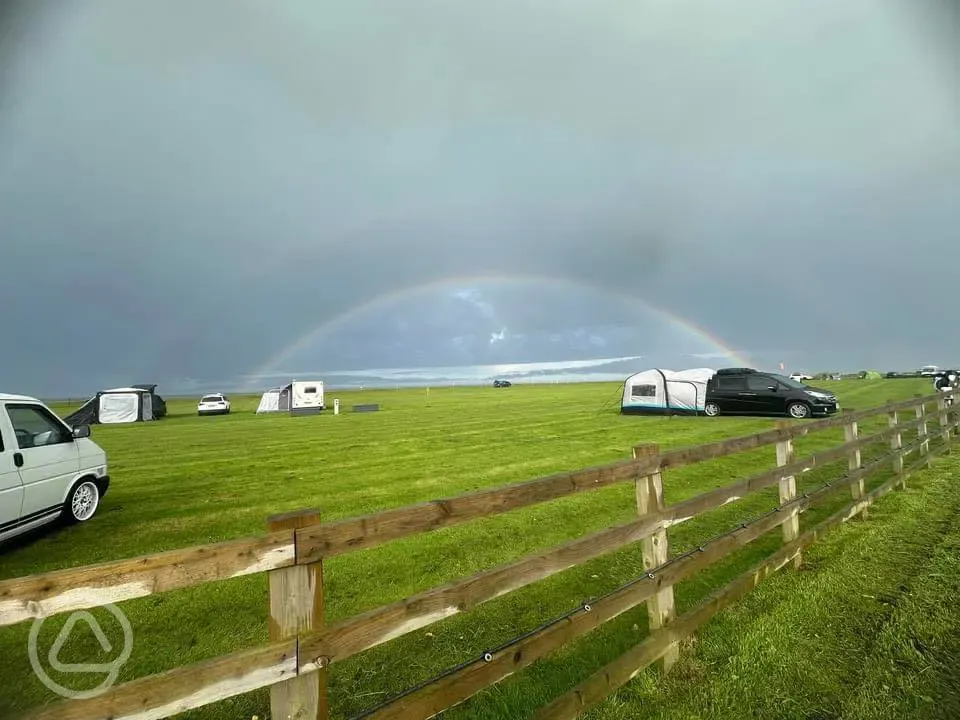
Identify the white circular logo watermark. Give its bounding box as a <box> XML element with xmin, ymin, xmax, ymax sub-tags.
<box><xmin>28</xmin><ymin>603</ymin><xmax>134</xmax><ymax>700</ymax></box>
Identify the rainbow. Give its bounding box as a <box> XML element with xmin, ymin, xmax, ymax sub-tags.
<box><xmin>247</xmin><ymin>274</ymin><xmax>750</xmax><ymax>382</ymax></box>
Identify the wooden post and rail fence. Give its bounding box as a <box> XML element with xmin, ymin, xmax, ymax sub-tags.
<box><xmin>2</xmin><ymin>390</ymin><xmax>957</xmax><ymax>720</ymax></box>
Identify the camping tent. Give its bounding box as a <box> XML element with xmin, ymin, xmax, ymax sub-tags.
<box><xmin>861</xmin><ymin>370</ymin><xmax>883</xmax><ymax>380</ymax></box>
<box><xmin>131</xmin><ymin>384</ymin><xmax>168</xmax><ymax>417</ymax></box>
<box><xmin>256</xmin><ymin>381</ymin><xmax>325</xmax><ymax>415</ymax></box>
<box><xmin>620</xmin><ymin>368</ymin><xmax>716</xmax><ymax>415</ymax></box>
<box><xmin>256</xmin><ymin>387</ymin><xmax>283</xmax><ymax>414</ymax></box>
<box><xmin>63</xmin><ymin>387</ymin><xmax>162</xmax><ymax>425</ymax></box>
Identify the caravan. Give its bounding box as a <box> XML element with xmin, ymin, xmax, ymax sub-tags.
<box><xmin>620</xmin><ymin>368</ymin><xmax>715</xmax><ymax>415</ymax></box>
<box><xmin>256</xmin><ymin>381</ymin><xmax>325</xmax><ymax>415</ymax></box>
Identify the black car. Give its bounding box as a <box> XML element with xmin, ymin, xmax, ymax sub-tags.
<box><xmin>704</xmin><ymin>368</ymin><xmax>838</xmax><ymax>419</ymax></box>
<box><xmin>493</xmin><ymin>379</ymin><xmax>512</xmax><ymax>388</ymax></box>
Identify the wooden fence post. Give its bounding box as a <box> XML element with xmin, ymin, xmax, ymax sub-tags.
<box><xmin>888</xmin><ymin>406</ymin><xmax>904</xmax><ymax>488</ymax></box>
<box><xmin>633</xmin><ymin>444</ymin><xmax>677</xmax><ymax>673</ymax></box>
<box><xmin>915</xmin><ymin>394</ymin><xmax>930</xmax><ymax>465</ymax></box>
<box><xmin>842</xmin><ymin>409</ymin><xmax>866</xmax><ymax>517</ymax></box>
<box><xmin>938</xmin><ymin>394</ymin><xmax>951</xmax><ymax>445</ymax></box>
<box><xmin>774</xmin><ymin>423</ymin><xmax>801</xmax><ymax>569</ymax></box>
<box><xmin>267</xmin><ymin>509</ymin><xmax>327</xmax><ymax>720</ymax></box>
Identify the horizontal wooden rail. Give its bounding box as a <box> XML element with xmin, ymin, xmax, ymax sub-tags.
<box><xmin>534</xmin><ymin>438</ymin><xmax>951</xmax><ymax>719</ymax></box>
<box><xmin>658</xmin><ymin>392</ymin><xmax>944</xmax><ymax>470</ymax></box>
<box><xmin>298</xmin><ymin>419</ymin><xmax>918</xmax><ymax>668</ymax></box>
<box><xmin>22</xmin><ymin>640</ymin><xmax>297</xmax><ymax>720</ymax></box>
<box><xmin>0</xmin><ymin>530</ymin><xmax>294</xmax><ymax>627</ymax></box>
<box><xmin>293</xmin><ymin>454</ymin><xmax>659</xmax><ymax>565</ymax></box>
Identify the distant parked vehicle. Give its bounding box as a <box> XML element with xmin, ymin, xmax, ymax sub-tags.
<box><xmin>704</xmin><ymin>368</ymin><xmax>839</xmax><ymax>419</ymax></box>
<box><xmin>197</xmin><ymin>394</ymin><xmax>231</xmax><ymax>416</ymax></box>
<box><xmin>493</xmin><ymin>380</ymin><xmax>512</xmax><ymax>388</ymax></box>
<box><xmin>788</xmin><ymin>372</ymin><xmax>812</xmax><ymax>383</ymax></box>
<box><xmin>920</xmin><ymin>365</ymin><xmax>940</xmax><ymax>376</ymax></box>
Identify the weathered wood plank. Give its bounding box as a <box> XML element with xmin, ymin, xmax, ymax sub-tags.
<box><xmin>295</xmin><ymin>456</ymin><xmax>661</xmax><ymax>565</ymax></box>
<box><xmin>21</xmin><ymin>641</ymin><xmax>297</xmax><ymax>720</ymax></box>
<box><xmin>775</xmin><ymin>422</ymin><xmax>801</xmax><ymax>569</ymax></box>
<box><xmin>915</xmin><ymin>395</ymin><xmax>930</xmax><ymax>465</ymax></box>
<box><xmin>299</xmin><ymin>511</ymin><xmax>668</xmax><ymax>671</ymax></box>
<box><xmin>843</xmin><ymin>410</ymin><xmax>865</xmax><ymax>511</ymax></box>
<box><xmin>268</xmin><ymin>509</ymin><xmax>326</xmax><ymax>720</ymax></box>
<box><xmin>889</xmin><ymin>407</ymin><xmax>905</xmax><ymax>487</ymax></box>
<box><xmin>938</xmin><ymin>395</ymin><xmax>951</xmax><ymax>444</ymax></box>
<box><xmin>0</xmin><ymin>531</ymin><xmax>295</xmax><ymax>627</ymax></box>
<box><xmin>633</xmin><ymin>444</ymin><xmax>676</xmax><ymax>673</ymax></box>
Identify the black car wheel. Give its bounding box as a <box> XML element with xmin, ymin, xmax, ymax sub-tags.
<box><xmin>704</xmin><ymin>401</ymin><xmax>721</xmax><ymax>417</ymax></box>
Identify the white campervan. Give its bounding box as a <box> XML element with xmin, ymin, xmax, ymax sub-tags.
<box><xmin>0</xmin><ymin>393</ymin><xmax>110</xmax><ymax>544</ymax></box>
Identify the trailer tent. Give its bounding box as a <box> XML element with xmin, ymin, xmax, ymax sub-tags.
<box><xmin>256</xmin><ymin>381</ymin><xmax>325</xmax><ymax>415</ymax></box>
<box><xmin>63</xmin><ymin>387</ymin><xmax>162</xmax><ymax>425</ymax></box>
<box><xmin>620</xmin><ymin>368</ymin><xmax>716</xmax><ymax>415</ymax></box>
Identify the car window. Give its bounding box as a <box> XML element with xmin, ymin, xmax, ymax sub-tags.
<box><xmin>746</xmin><ymin>374</ymin><xmax>777</xmax><ymax>391</ymax></box>
<box><xmin>201</xmin><ymin>395</ymin><xmax>221</xmax><ymax>402</ymax></box>
<box><xmin>715</xmin><ymin>376</ymin><xmax>746</xmax><ymax>391</ymax></box>
<box><xmin>6</xmin><ymin>405</ymin><xmax>72</xmax><ymax>449</ymax></box>
<box><xmin>767</xmin><ymin>373</ymin><xmax>807</xmax><ymax>389</ymax></box>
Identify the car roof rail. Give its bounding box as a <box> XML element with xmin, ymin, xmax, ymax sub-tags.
<box><xmin>715</xmin><ymin>367</ymin><xmax>756</xmax><ymax>375</ymax></box>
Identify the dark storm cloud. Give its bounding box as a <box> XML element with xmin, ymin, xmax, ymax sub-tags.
<box><xmin>1</xmin><ymin>0</ymin><xmax>958</xmax><ymax>395</ymax></box>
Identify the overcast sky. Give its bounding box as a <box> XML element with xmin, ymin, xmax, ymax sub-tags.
<box><xmin>2</xmin><ymin>0</ymin><xmax>958</xmax><ymax>396</ymax></box>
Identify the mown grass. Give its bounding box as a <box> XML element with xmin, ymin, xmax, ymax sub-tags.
<box><xmin>585</xmin><ymin>449</ymin><xmax>960</xmax><ymax>720</ymax></box>
<box><xmin>0</xmin><ymin>378</ymin><xmax>955</xmax><ymax>719</ymax></box>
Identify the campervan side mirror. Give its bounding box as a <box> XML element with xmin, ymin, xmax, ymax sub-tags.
<box><xmin>72</xmin><ymin>425</ymin><xmax>91</xmax><ymax>439</ymax></box>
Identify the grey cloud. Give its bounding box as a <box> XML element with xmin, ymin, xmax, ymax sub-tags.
<box><xmin>1</xmin><ymin>0</ymin><xmax>959</xmax><ymax>395</ymax></box>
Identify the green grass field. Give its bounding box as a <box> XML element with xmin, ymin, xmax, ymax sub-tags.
<box><xmin>2</xmin><ymin>378</ymin><xmax>959</xmax><ymax>720</ymax></box>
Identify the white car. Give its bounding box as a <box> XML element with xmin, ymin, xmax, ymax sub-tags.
<box><xmin>0</xmin><ymin>393</ymin><xmax>110</xmax><ymax>544</ymax></box>
<box><xmin>197</xmin><ymin>393</ymin><xmax>231</xmax><ymax>416</ymax></box>
<box><xmin>789</xmin><ymin>373</ymin><xmax>812</xmax><ymax>383</ymax></box>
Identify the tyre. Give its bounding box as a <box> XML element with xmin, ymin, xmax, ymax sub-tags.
<box><xmin>787</xmin><ymin>402</ymin><xmax>811</xmax><ymax>419</ymax></box>
<box><xmin>704</xmin><ymin>401</ymin><xmax>721</xmax><ymax>417</ymax></box>
<box><xmin>62</xmin><ymin>479</ymin><xmax>101</xmax><ymax>524</ymax></box>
